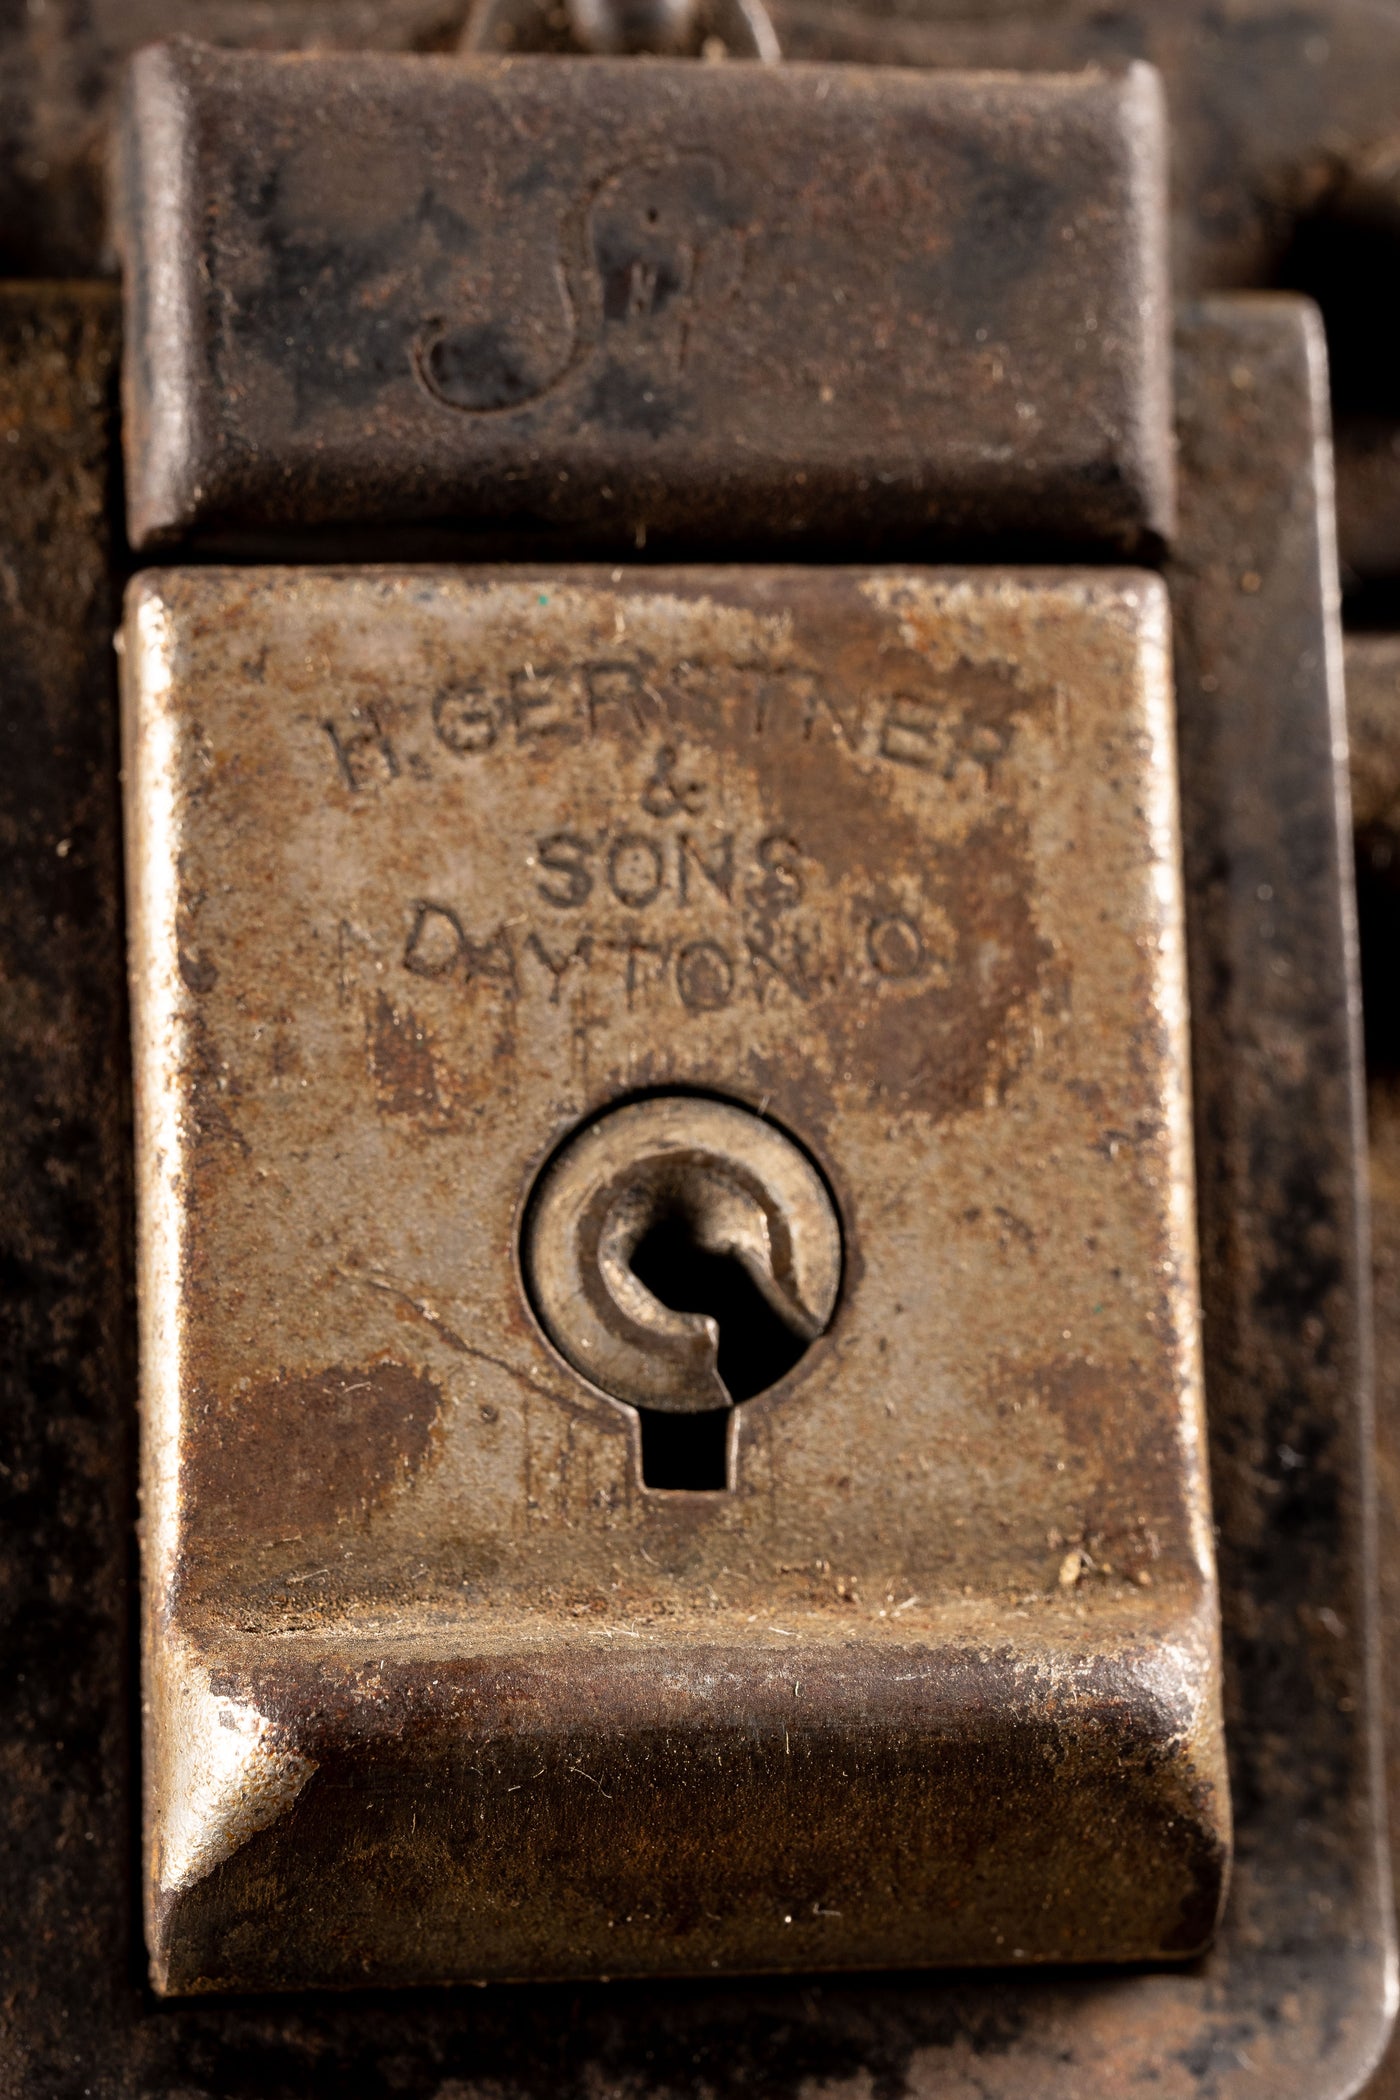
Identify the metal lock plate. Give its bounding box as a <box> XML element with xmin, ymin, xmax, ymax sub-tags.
<box><xmin>125</xmin><ymin>562</ymin><xmax>1227</xmax><ymax>1992</ymax></box>
<box><xmin>117</xmin><ymin>46</ymin><xmax>1172</xmax><ymax>556</ymax></box>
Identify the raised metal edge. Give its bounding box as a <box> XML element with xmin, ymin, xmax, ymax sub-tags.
<box><xmin>114</xmin><ymin>42</ymin><xmax>1174</xmax><ymax>559</ymax></box>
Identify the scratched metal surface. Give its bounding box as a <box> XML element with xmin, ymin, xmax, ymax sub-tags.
<box><xmin>0</xmin><ymin>0</ymin><xmax>1388</xmax><ymax>2085</ymax></box>
<box><xmin>3</xmin><ymin>0</ymin><xmax>1400</xmax><ymax>290</ymax></box>
<box><xmin>11</xmin><ymin>0</ymin><xmax>1400</xmax><ymax>588</ymax></box>
<box><xmin>122</xmin><ymin>562</ymin><xmax>1223</xmax><ymax>1989</ymax></box>
<box><xmin>1164</xmin><ymin>296</ymin><xmax>1389</xmax><ymax>2092</ymax></box>
<box><xmin>114</xmin><ymin>46</ymin><xmax>1173</xmax><ymax>558</ymax></box>
<box><xmin>758</xmin><ymin>0</ymin><xmax>1400</xmax><ymax>598</ymax></box>
<box><xmin>0</xmin><ymin>272</ymin><xmax>1389</xmax><ymax>2086</ymax></box>
<box><xmin>95</xmin><ymin>5</ymin><xmax>1400</xmax><ymax>581</ymax></box>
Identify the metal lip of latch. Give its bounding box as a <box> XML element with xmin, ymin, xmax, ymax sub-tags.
<box><xmin>115</xmin><ymin>42</ymin><xmax>1174</xmax><ymax>560</ymax></box>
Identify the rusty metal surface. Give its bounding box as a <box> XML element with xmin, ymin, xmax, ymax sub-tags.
<box><xmin>1342</xmin><ymin>631</ymin><xmax>1400</xmax><ymax>2100</ymax></box>
<box><xmin>0</xmin><ymin>292</ymin><xmax>1388</xmax><ymax>2100</ymax></box>
<box><xmin>1164</xmin><ymin>294</ymin><xmax>1390</xmax><ymax>2094</ymax></box>
<box><xmin>1348</xmin><ymin>636</ymin><xmax>1400</xmax><ymax>2097</ymax></box>
<box><xmin>116</xmin><ymin>45</ymin><xmax>1173</xmax><ymax>557</ymax></box>
<box><xmin>123</xmin><ymin>560</ymin><xmax>1224</xmax><ymax>1990</ymax></box>
<box><xmin>9</xmin><ymin>0</ymin><xmax>1400</xmax><ymax>296</ymax></box>
<box><xmin>0</xmin><ymin>0</ymin><xmax>471</xmax><ymax>281</ymax></box>
<box><xmin>7</xmin><ymin>0</ymin><xmax>1400</xmax><ymax>591</ymax></box>
<box><xmin>15</xmin><ymin>2</ymin><xmax>1400</xmax><ymax>584</ymax></box>
<box><xmin>1363</xmin><ymin>1065</ymin><xmax>1400</xmax><ymax>2100</ymax></box>
<box><xmin>760</xmin><ymin>0</ymin><xmax>1400</xmax><ymax>594</ymax></box>
<box><xmin>5</xmin><ymin>0</ymin><xmax>1400</xmax><ymax>299</ymax></box>
<box><xmin>762</xmin><ymin>0</ymin><xmax>1400</xmax><ymax>293</ymax></box>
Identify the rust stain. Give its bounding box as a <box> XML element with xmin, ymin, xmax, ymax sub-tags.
<box><xmin>750</xmin><ymin>618</ymin><xmax>1049</xmax><ymax>1114</ymax></box>
<box><xmin>365</xmin><ymin>991</ymin><xmax>444</xmax><ymax>1119</ymax></box>
<box><xmin>1013</xmin><ymin>1356</ymin><xmax>1195</xmax><ymax>1584</ymax></box>
<box><xmin>828</xmin><ymin>810</ymin><xmax>1044</xmax><ymax>1115</ymax></box>
<box><xmin>185</xmin><ymin>1361</ymin><xmax>442</xmax><ymax>1551</ymax></box>
<box><xmin>124</xmin><ymin>563</ymin><xmax>1219</xmax><ymax>1992</ymax></box>
<box><xmin>185</xmin><ymin>1014</ymin><xmax>250</xmax><ymax>1160</ymax></box>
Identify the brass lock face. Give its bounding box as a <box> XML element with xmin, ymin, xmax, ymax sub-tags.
<box><xmin>123</xmin><ymin>564</ymin><xmax>1228</xmax><ymax>1993</ymax></box>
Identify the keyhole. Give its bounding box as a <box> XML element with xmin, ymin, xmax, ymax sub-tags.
<box><xmin>523</xmin><ymin>1095</ymin><xmax>843</xmax><ymax>1495</ymax></box>
<box><xmin>629</xmin><ymin>1211</ymin><xmax>814</xmax><ymax>1489</ymax></box>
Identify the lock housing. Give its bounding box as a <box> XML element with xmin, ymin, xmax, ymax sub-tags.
<box><xmin>124</xmin><ymin>563</ymin><xmax>1227</xmax><ymax>1990</ymax></box>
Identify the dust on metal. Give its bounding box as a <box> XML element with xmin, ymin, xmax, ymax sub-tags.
<box><xmin>767</xmin><ymin>0</ymin><xmax>1400</xmax><ymax>597</ymax></box>
<box><xmin>3</xmin><ymin>278</ymin><xmax>1379</xmax><ymax>2100</ymax></box>
<box><xmin>1165</xmin><ymin>297</ymin><xmax>1391</xmax><ymax>2094</ymax></box>
<box><xmin>116</xmin><ymin>45</ymin><xmax>1173</xmax><ymax>555</ymax></box>
<box><xmin>123</xmin><ymin>561</ymin><xmax>1225</xmax><ymax>1992</ymax></box>
<box><xmin>1347</xmin><ymin>644</ymin><xmax>1400</xmax><ymax>2100</ymax></box>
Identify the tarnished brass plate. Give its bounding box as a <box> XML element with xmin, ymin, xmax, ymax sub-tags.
<box><xmin>123</xmin><ymin>566</ymin><xmax>1227</xmax><ymax>1993</ymax></box>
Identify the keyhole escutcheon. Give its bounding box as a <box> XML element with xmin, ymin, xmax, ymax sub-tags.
<box><xmin>522</xmin><ymin>1095</ymin><xmax>843</xmax><ymax>1489</ymax></box>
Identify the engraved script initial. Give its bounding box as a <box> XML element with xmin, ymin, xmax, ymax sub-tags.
<box><xmin>413</xmin><ymin>154</ymin><xmax>746</xmax><ymax>414</ymax></box>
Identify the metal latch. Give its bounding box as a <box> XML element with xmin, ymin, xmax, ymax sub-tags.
<box><xmin>0</xmin><ymin>5</ymin><xmax>1390</xmax><ymax>2096</ymax></box>
<box><xmin>112</xmin><ymin>45</ymin><xmax>1241</xmax><ymax>1996</ymax></box>
<box><xmin>125</xmin><ymin>555</ymin><xmax>1228</xmax><ymax>1989</ymax></box>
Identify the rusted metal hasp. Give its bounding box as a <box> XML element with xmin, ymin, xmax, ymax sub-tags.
<box><xmin>1165</xmin><ymin>296</ymin><xmax>1391</xmax><ymax>2097</ymax></box>
<box><xmin>116</xmin><ymin>44</ymin><xmax>1173</xmax><ymax>556</ymax></box>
